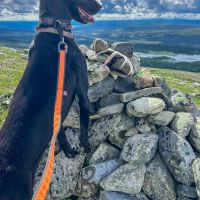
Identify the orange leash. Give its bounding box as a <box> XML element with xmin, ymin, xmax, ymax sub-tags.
<box><xmin>32</xmin><ymin>42</ymin><xmax>68</xmax><ymax>200</ymax></box>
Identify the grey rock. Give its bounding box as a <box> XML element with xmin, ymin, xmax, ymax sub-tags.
<box><xmin>78</xmin><ymin>196</ymin><xmax>98</xmax><ymax>200</ymax></box>
<box><xmin>192</xmin><ymin>158</ymin><xmax>200</xmax><ymax>199</ymax></box>
<box><xmin>148</xmin><ymin>111</ymin><xmax>175</xmax><ymax>126</ymax></box>
<box><xmin>121</xmin><ymin>134</ymin><xmax>158</xmax><ymax>164</ymax></box>
<box><xmin>99</xmin><ymin>93</ymin><xmax>121</xmax><ymax>108</ymax></box>
<box><xmin>99</xmin><ymin>191</ymin><xmax>142</xmax><ymax>200</ymax></box>
<box><xmin>176</xmin><ymin>197</ymin><xmax>191</xmax><ymax>200</ymax></box>
<box><xmin>87</xmin><ymin>50</ymin><xmax>97</xmax><ymax>61</ymax></box>
<box><xmin>88</xmin><ymin>76</ymin><xmax>115</xmax><ymax>103</ymax></box>
<box><xmin>100</xmin><ymin>163</ymin><xmax>146</xmax><ymax>195</ymax></box>
<box><xmin>79</xmin><ymin>45</ymin><xmax>89</xmax><ymax>57</ymax></box>
<box><xmin>49</xmin><ymin>152</ymin><xmax>85</xmax><ymax>199</ymax></box>
<box><xmin>91</xmin><ymin>38</ymin><xmax>109</xmax><ymax>53</ymax></box>
<box><xmin>130</xmin><ymin>54</ymin><xmax>140</xmax><ymax>73</ymax></box>
<box><xmin>170</xmin><ymin>112</ymin><xmax>194</xmax><ymax>137</ymax></box>
<box><xmin>188</xmin><ymin>117</ymin><xmax>200</xmax><ymax>152</ymax></box>
<box><xmin>89</xmin><ymin>115</ymin><xmax>121</xmax><ymax>150</ymax></box>
<box><xmin>125</xmin><ymin>128</ymin><xmax>139</xmax><ymax>137</ymax></box>
<box><xmin>74</xmin><ymin>179</ymin><xmax>97</xmax><ymax>198</ymax></box>
<box><xmin>176</xmin><ymin>184</ymin><xmax>198</xmax><ymax>199</ymax></box>
<box><xmin>142</xmin><ymin>154</ymin><xmax>177</xmax><ymax>200</ymax></box>
<box><xmin>127</xmin><ymin>97</ymin><xmax>166</xmax><ymax>117</ymax></box>
<box><xmin>90</xmin><ymin>103</ymin><xmax>124</xmax><ymax>120</ymax></box>
<box><xmin>114</xmin><ymin>76</ymin><xmax>136</xmax><ymax>93</ymax></box>
<box><xmin>88</xmin><ymin>61</ymin><xmax>110</xmax><ymax>86</ymax></box>
<box><xmin>136</xmin><ymin>118</ymin><xmax>157</xmax><ymax>134</ymax></box>
<box><xmin>120</xmin><ymin>87</ymin><xmax>162</xmax><ymax>103</ymax></box>
<box><xmin>158</xmin><ymin>126</ymin><xmax>196</xmax><ymax>185</ymax></box>
<box><xmin>108</xmin><ymin>114</ymin><xmax>135</xmax><ymax>148</ymax></box>
<box><xmin>112</xmin><ymin>42</ymin><xmax>134</xmax><ymax>57</ymax></box>
<box><xmin>89</xmin><ymin>142</ymin><xmax>120</xmax><ymax>165</ymax></box>
<box><xmin>81</xmin><ymin>159</ymin><xmax>121</xmax><ymax>184</ymax></box>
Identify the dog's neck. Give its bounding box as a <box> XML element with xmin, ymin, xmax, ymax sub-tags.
<box><xmin>37</xmin><ymin>27</ymin><xmax>74</xmax><ymax>40</ymax></box>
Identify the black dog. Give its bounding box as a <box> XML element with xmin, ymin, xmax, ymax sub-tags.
<box><xmin>0</xmin><ymin>0</ymin><xmax>102</xmax><ymax>199</ymax></box>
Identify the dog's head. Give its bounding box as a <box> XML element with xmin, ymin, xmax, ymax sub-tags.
<box><xmin>71</xmin><ymin>0</ymin><xmax>102</xmax><ymax>23</ymax></box>
<box><xmin>39</xmin><ymin>0</ymin><xmax>102</xmax><ymax>24</ymax></box>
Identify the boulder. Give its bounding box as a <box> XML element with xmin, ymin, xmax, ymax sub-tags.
<box><xmin>148</xmin><ymin>111</ymin><xmax>175</xmax><ymax>126</ymax></box>
<box><xmin>88</xmin><ymin>76</ymin><xmax>115</xmax><ymax>102</ymax></box>
<box><xmin>86</xmin><ymin>50</ymin><xmax>97</xmax><ymax>61</ymax></box>
<box><xmin>99</xmin><ymin>93</ymin><xmax>121</xmax><ymax>108</ymax></box>
<box><xmin>188</xmin><ymin>117</ymin><xmax>200</xmax><ymax>152</ymax></box>
<box><xmin>100</xmin><ymin>163</ymin><xmax>146</xmax><ymax>195</ymax></box>
<box><xmin>127</xmin><ymin>97</ymin><xmax>166</xmax><ymax>118</ymax></box>
<box><xmin>81</xmin><ymin>159</ymin><xmax>121</xmax><ymax>184</ymax></box>
<box><xmin>121</xmin><ymin>134</ymin><xmax>158</xmax><ymax>164</ymax></box>
<box><xmin>91</xmin><ymin>38</ymin><xmax>109</xmax><ymax>53</ymax></box>
<box><xmin>130</xmin><ymin>54</ymin><xmax>140</xmax><ymax>73</ymax></box>
<box><xmin>120</xmin><ymin>87</ymin><xmax>162</xmax><ymax>103</ymax></box>
<box><xmin>142</xmin><ymin>154</ymin><xmax>177</xmax><ymax>200</ymax></box>
<box><xmin>87</xmin><ymin>61</ymin><xmax>110</xmax><ymax>86</ymax></box>
<box><xmin>192</xmin><ymin>158</ymin><xmax>200</xmax><ymax>199</ymax></box>
<box><xmin>111</xmin><ymin>42</ymin><xmax>134</xmax><ymax>57</ymax></box>
<box><xmin>89</xmin><ymin>115</ymin><xmax>121</xmax><ymax>150</ymax></box>
<box><xmin>79</xmin><ymin>44</ymin><xmax>89</xmax><ymax>57</ymax></box>
<box><xmin>90</xmin><ymin>103</ymin><xmax>124</xmax><ymax>120</ymax></box>
<box><xmin>125</xmin><ymin>127</ymin><xmax>139</xmax><ymax>137</ymax></box>
<box><xmin>158</xmin><ymin>126</ymin><xmax>196</xmax><ymax>185</ymax></box>
<box><xmin>133</xmin><ymin>69</ymin><xmax>154</xmax><ymax>89</ymax></box>
<box><xmin>176</xmin><ymin>184</ymin><xmax>198</xmax><ymax>199</ymax></box>
<box><xmin>108</xmin><ymin>114</ymin><xmax>135</xmax><ymax>148</ymax></box>
<box><xmin>135</xmin><ymin>118</ymin><xmax>157</xmax><ymax>134</ymax></box>
<box><xmin>89</xmin><ymin>142</ymin><xmax>120</xmax><ymax>165</ymax></box>
<box><xmin>170</xmin><ymin>112</ymin><xmax>194</xmax><ymax>137</ymax></box>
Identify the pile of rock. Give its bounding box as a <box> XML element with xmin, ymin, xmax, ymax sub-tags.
<box><xmin>34</xmin><ymin>38</ymin><xmax>200</xmax><ymax>200</ymax></box>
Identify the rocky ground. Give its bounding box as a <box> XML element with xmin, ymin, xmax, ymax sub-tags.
<box><xmin>31</xmin><ymin>39</ymin><xmax>200</xmax><ymax>200</ymax></box>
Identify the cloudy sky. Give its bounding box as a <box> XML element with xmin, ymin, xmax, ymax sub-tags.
<box><xmin>0</xmin><ymin>0</ymin><xmax>200</xmax><ymax>20</ymax></box>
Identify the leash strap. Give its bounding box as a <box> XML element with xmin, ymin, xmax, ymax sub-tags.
<box><xmin>32</xmin><ymin>36</ymin><xmax>68</xmax><ymax>200</ymax></box>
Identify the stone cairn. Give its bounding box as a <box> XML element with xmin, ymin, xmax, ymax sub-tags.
<box><xmin>34</xmin><ymin>38</ymin><xmax>200</xmax><ymax>200</ymax></box>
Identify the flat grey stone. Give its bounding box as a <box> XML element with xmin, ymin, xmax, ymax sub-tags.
<box><xmin>100</xmin><ymin>163</ymin><xmax>146</xmax><ymax>195</ymax></box>
<box><xmin>120</xmin><ymin>87</ymin><xmax>162</xmax><ymax>103</ymax></box>
<box><xmin>126</xmin><ymin>97</ymin><xmax>166</xmax><ymax>117</ymax></box>
<box><xmin>79</xmin><ymin>44</ymin><xmax>89</xmax><ymax>57</ymax></box>
<box><xmin>87</xmin><ymin>50</ymin><xmax>97</xmax><ymax>61</ymax></box>
<box><xmin>89</xmin><ymin>142</ymin><xmax>120</xmax><ymax>165</ymax></box>
<box><xmin>142</xmin><ymin>154</ymin><xmax>176</xmax><ymax>200</ymax></box>
<box><xmin>121</xmin><ymin>134</ymin><xmax>158</xmax><ymax>164</ymax></box>
<box><xmin>176</xmin><ymin>184</ymin><xmax>198</xmax><ymax>199</ymax></box>
<box><xmin>148</xmin><ymin>111</ymin><xmax>175</xmax><ymax>126</ymax></box>
<box><xmin>99</xmin><ymin>93</ymin><xmax>121</xmax><ymax>108</ymax></box>
<box><xmin>81</xmin><ymin>159</ymin><xmax>121</xmax><ymax>184</ymax></box>
<box><xmin>90</xmin><ymin>103</ymin><xmax>124</xmax><ymax>120</ymax></box>
<box><xmin>158</xmin><ymin>126</ymin><xmax>196</xmax><ymax>185</ymax></box>
<box><xmin>136</xmin><ymin>118</ymin><xmax>157</xmax><ymax>134</ymax></box>
<box><xmin>130</xmin><ymin>54</ymin><xmax>140</xmax><ymax>73</ymax></box>
<box><xmin>89</xmin><ymin>115</ymin><xmax>121</xmax><ymax>150</ymax></box>
<box><xmin>192</xmin><ymin>158</ymin><xmax>200</xmax><ymax>199</ymax></box>
<box><xmin>91</xmin><ymin>38</ymin><xmax>109</xmax><ymax>53</ymax></box>
<box><xmin>88</xmin><ymin>76</ymin><xmax>115</xmax><ymax>103</ymax></box>
<box><xmin>170</xmin><ymin>112</ymin><xmax>194</xmax><ymax>137</ymax></box>
<box><xmin>112</xmin><ymin>42</ymin><xmax>134</xmax><ymax>57</ymax></box>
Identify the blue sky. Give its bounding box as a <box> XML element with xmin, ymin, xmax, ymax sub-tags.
<box><xmin>0</xmin><ymin>0</ymin><xmax>200</xmax><ymax>20</ymax></box>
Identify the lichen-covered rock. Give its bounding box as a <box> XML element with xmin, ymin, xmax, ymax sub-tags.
<box><xmin>87</xmin><ymin>61</ymin><xmax>110</xmax><ymax>86</ymax></box>
<box><xmin>90</xmin><ymin>103</ymin><xmax>124</xmax><ymax>120</ymax></box>
<box><xmin>99</xmin><ymin>191</ymin><xmax>142</xmax><ymax>200</ymax></box>
<box><xmin>192</xmin><ymin>158</ymin><xmax>200</xmax><ymax>199</ymax></box>
<box><xmin>121</xmin><ymin>134</ymin><xmax>158</xmax><ymax>164</ymax></box>
<box><xmin>142</xmin><ymin>154</ymin><xmax>176</xmax><ymax>200</ymax></box>
<box><xmin>158</xmin><ymin>126</ymin><xmax>196</xmax><ymax>185</ymax></box>
<box><xmin>91</xmin><ymin>38</ymin><xmax>109</xmax><ymax>53</ymax></box>
<box><xmin>81</xmin><ymin>159</ymin><xmax>121</xmax><ymax>184</ymax></box>
<box><xmin>135</xmin><ymin>118</ymin><xmax>157</xmax><ymax>134</ymax></box>
<box><xmin>176</xmin><ymin>184</ymin><xmax>198</xmax><ymax>199</ymax></box>
<box><xmin>170</xmin><ymin>112</ymin><xmax>194</xmax><ymax>137</ymax></box>
<box><xmin>120</xmin><ymin>87</ymin><xmax>162</xmax><ymax>103</ymax></box>
<box><xmin>74</xmin><ymin>179</ymin><xmax>97</xmax><ymax>198</ymax></box>
<box><xmin>133</xmin><ymin>69</ymin><xmax>154</xmax><ymax>89</ymax></box>
<box><xmin>130</xmin><ymin>54</ymin><xmax>140</xmax><ymax>73</ymax></box>
<box><xmin>148</xmin><ymin>111</ymin><xmax>175</xmax><ymax>126</ymax></box>
<box><xmin>87</xmin><ymin>50</ymin><xmax>97</xmax><ymax>61</ymax></box>
<box><xmin>79</xmin><ymin>44</ymin><xmax>89</xmax><ymax>57</ymax></box>
<box><xmin>99</xmin><ymin>93</ymin><xmax>121</xmax><ymax>108</ymax></box>
<box><xmin>125</xmin><ymin>127</ymin><xmax>139</xmax><ymax>137</ymax></box>
<box><xmin>100</xmin><ymin>163</ymin><xmax>146</xmax><ymax>195</ymax></box>
<box><xmin>188</xmin><ymin>117</ymin><xmax>200</xmax><ymax>152</ymax></box>
<box><xmin>88</xmin><ymin>76</ymin><xmax>115</xmax><ymax>102</ymax></box>
<box><xmin>112</xmin><ymin>42</ymin><xmax>134</xmax><ymax>57</ymax></box>
<box><xmin>89</xmin><ymin>142</ymin><xmax>120</xmax><ymax>165</ymax></box>
<box><xmin>48</xmin><ymin>152</ymin><xmax>85</xmax><ymax>199</ymax></box>
<box><xmin>108</xmin><ymin>114</ymin><xmax>135</xmax><ymax>148</ymax></box>
<box><xmin>127</xmin><ymin>97</ymin><xmax>166</xmax><ymax>118</ymax></box>
<box><xmin>89</xmin><ymin>115</ymin><xmax>121</xmax><ymax>150</ymax></box>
